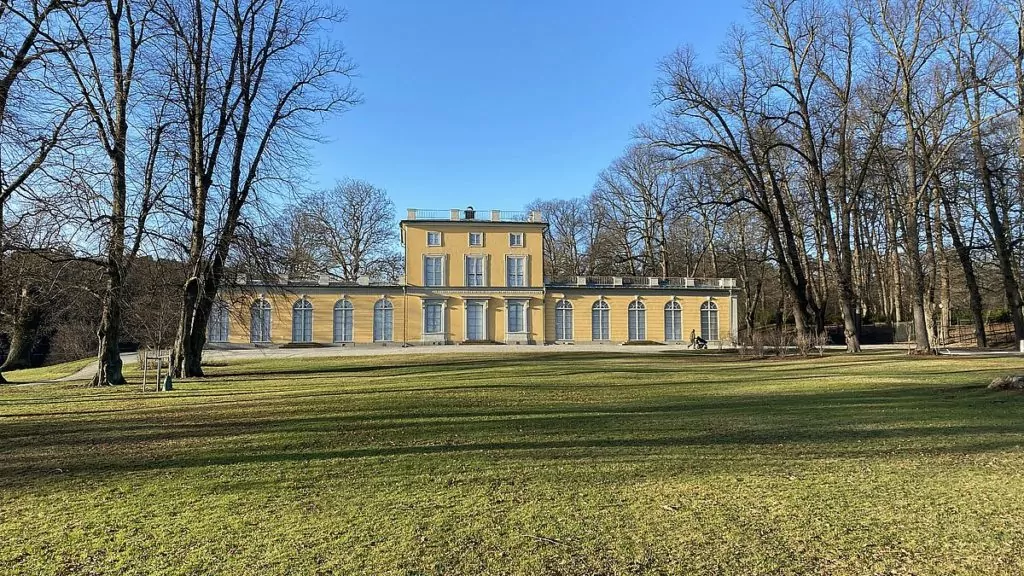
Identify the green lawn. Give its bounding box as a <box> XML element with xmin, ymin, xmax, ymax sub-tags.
<box><xmin>1</xmin><ymin>351</ymin><xmax>1023</xmax><ymax>575</ymax></box>
<box><xmin>1</xmin><ymin>358</ymin><xmax>94</xmax><ymax>384</ymax></box>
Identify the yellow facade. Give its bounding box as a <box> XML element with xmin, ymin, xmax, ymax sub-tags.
<box><xmin>217</xmin><ymin>209</ymin><xmax>738</xmax><ymax>347</ymax></box>
<box><xmin>542</xmin><ymin>291</ymin><xmax>733</xmax><ymax>345</ymax></box>
<box><xmin>401</xmin><ymin>220</ymin><xmax>545</xmax><ymax>289</ymax></box>
<box><xmin>222</xmin><ymin>289</ymin><xmax>410</xmax><ymax>346</ymax></box>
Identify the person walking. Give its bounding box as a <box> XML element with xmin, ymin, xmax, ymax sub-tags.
<box><xmin>688</xmin><ymin>329</ymin><xmax>696</xmax><ymax>349</ymax></box>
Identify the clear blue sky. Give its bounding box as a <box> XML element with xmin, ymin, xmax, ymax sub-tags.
<box><xmin>309</xmin><ymin>1</ymin><xmax>746</xmax><ymax>213</ymax></box>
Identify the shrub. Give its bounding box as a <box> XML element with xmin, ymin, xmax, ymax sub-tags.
<box><xmin>988</xmin><ymin>375</ymin><xmax>1024</xmax><ymax>391</ymax></box>
<box><xmin>811</xmin><ymin>331</ymin><xmax>829</xmax><ymax>356</ymax></box>
<box><xmin>766</xmin><ymin>329</ymin><xmax>791</xmax><ymax>356</ymax></box>
<box><xmin>794</xmin><ymin>333</ymin><xmax>813</xmax><ymax>357</ymax></box>
<box><xmin>986</xmin><ymin>309</ymin><xmax>1012</xmax><ymax>323</ymax></box>
<box><xmin>750</xmin><ymin>332</ymin><xmax>766</xmax><ymax>358</ymax></box>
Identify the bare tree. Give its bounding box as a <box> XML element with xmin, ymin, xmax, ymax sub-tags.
<box><xmin>45</xmin><ymin>0</ymin><xmax>175</xmax><ymax>385</ymax></box>
<box><xmin>860</xmin><ymin>0</ymin><xmax>951</xmax><ymax>353</ymax></box>
<box><xmin>297</xmin><ymin>179</ymin><xmax>402</xmax><ymax>282</ymax></box>
<box><xmin>0</xmin><ymin>0</ymin><xmax>76</xmax><ymax>383</ymax></box>
<box><xmin>270</xmin><ymin>204</ymin><xmax>327</xmax><ymax>278</ymax></box>
<box><xmin>943</xmin><ymin>0</ymin><xmax>1024</xmax><ymax>343</ymax></box>
<box><xmin>650</xmin><ymin>35</ymin><xmax>822</xmax><ymax>335</ymax></box>
<box><xmin>527</xmin><ymin>197</ymin><xmax>598</xmax><ymax>278</ymax></box>
<box><xmin>593</xmin><ymin>143</ymin><xmax>679</xmax><ymax>277</ymax></box>
<box><xmin>170</xmin><ymin>0</ymin><xmax>360</xmax><ymax>377</ymax></box>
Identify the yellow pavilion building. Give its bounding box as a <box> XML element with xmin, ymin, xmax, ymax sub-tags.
<box><xmin>213</xmin><ymin>208</ymin><xmax>738</xmax><ymax>347</ymax></box>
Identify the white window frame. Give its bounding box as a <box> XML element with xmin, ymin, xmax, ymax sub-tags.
<box><xmin>554</xmin><ymin>299</ymin><xmax>573</xmax><ymax>341</ymax></box>
<box><xmin>291</xmin><ymin>297</ymin><xmax>314</xmax><ymax>343</ymax></box>
<box><xmin>208</xmin><ymin>300</ymin><xmax>230</xmax><ymax>343</ymax></box>
<box><xmin>506</xmin><ymin>255</ymin><xmax>527</xmax><ymax>287</ymax></box>
<box><xmin>468</xmin><ymin>231</ymin><xmax>483</xmax><ymax>246</ymax></box>
<box><xmin>592</xmin><ymin>300</ymin><xmax>610</xmax><ymax>341</ymax></box>
<box><xmin>424</xmin><ymin>255</ymin><xmax>444</xmax><ymax>287</ymax></box>
<box><xmin>664</xmin><ymin>300</ymin><xmax>682</xmax><ymax>341</ymax></box>
<box><xmin>333</xmin><ymin>299</ymin><xmax>354</xmax><ymax>343</ymax></box>
<box><xmin>509</xmin><ymin>232</ymin><xmax>524</xmax><ymax>247</ymax></box>
<box><xmin>701</xmin><ymin>300</ymin><xmax>720</xmax><ymax>341</ymax></box>
<box><xmin>250</xmin><ymin>299</ymin><xmax>272</xmax><ymax>343</ymax></box>
<box><xmin>628</xmin><ymin>300</ymin><xmax>646</xmax><ymax>341</ymax></box>
<box><xmin>506</xmin><ymin>299</ymin><xmax>527</xmax><ymax>334</ymax></box>
<box><xmin>427</xmin><ymin>231</ymin><xmax>442</xmax><ymax>247</ymax></box>
<box><xmin>373</xmin><ymin>298</ymin><xmax>394</xmax><ymax>342</ymax></box>
<box><xmin>465</xmin><ymin>299</ymin><xmax>487</xmax><ymax>341</ymax></box>
<box><xmin>423</xmin><ymin>300</ymin><xmax>445</xmax><ymax>335</ymax></box>
<box><xmin>465</xmin><ymin>255</ymin><xmax>486</xmax><ymax>287</ymax></box>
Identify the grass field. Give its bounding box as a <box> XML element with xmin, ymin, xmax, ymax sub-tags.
<box><xmin>1</xmin><ymin>358</ymin><xmax>94</xmax><ymax>384</ymax></box>
<box><xmin>1</xmin><ymin>351</ymin><xmax>1023</xmax><ymax>575</ymax></box>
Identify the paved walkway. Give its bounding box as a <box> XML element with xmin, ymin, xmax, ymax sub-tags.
<box><xmin>54</xmin><ymin>343</ymin><xmax>713</xmax><ymax>382</ymax></box>
<box><xmin>42</xmin><ymin>342</ymin><xmax>1024</xmax><ymax>384</ymax></box>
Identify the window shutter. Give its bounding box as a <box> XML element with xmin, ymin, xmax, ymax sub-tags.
<box><xmin>443</xmin><ymin>254</ymin><xmax>449</xmax><ymax>287</ymax></box>
<box><xmin>525</xmin><ymin>255</ymin><xmax>530</xmax><ymax>287</ymax></box>
<box><xmin>464</xmin><ymin>255</ymin><xmax>469</xmax><ymax>286</ymax></box>
<box><xmin>422</xmin><ymin>254</ymin><xmax>427</xmax><ymax>285</ymax></box>
<box><xmin>485</xmin><ymin>255</ymin><xmax>491</xmax><ymax>287</ymax></box>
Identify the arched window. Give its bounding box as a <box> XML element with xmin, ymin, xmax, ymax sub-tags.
<box><xmin>664</xmin><ymin>301</ymin><xmax>682</xmax><ymax>341</ymax></box>
<box><xmin>701</xmin><ymin>300</ymin><xmax>719</xmax><ymax>341</ymax></box>
<box><xmin>208</xmin><ymin>300</ymin><xmax>230</xmax><ymax>343</ymax></box>
<box><xmin>250</xmin><ymin>298</ymin><xmax>272</xmax><ymax>343</ymax></box>
<box><xmin>555</xmin><ymin>299</ymin><xmax>573</xmax><ymax>341</ymax></box>
<box><xmin>591</xmin><ymin>300</ymin><xmax>610</xmax><ymax>341</ymax></box>
<box><xmin>333</xmin><ymin>299</ymin><xmax>354</xmax><ymax>343</ymax></box>
<box><xmin>628</xmin><ymin>300</ymin><xmax>646</xmax><ymax>341</ymax></box>
<box><xmin>373</xmin><ymin>298</ymin><xmax>394</xmax><ymax>342</ymax></box>
<box><xmin>292</xmin><ymin>297</ymin><xmax>313</xmax><ymax>342</ymax></box>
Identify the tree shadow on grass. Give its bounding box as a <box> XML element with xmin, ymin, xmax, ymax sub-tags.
<box><xmin>1</xmin><ymin>380</ymin><xmax>1022</xmax><ymax>485</ymax></box>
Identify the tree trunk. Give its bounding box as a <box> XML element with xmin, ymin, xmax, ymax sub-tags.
<box><xmin>0</xmin><ymin>201</ymin><xmax>6</xmax><ymax>384</ymax></box>
<box><xmin>92</xmin><ymin>274</ymin><xmax>125</xmax><ymax>386</ymax></box>
<box><xmin>904</xmin><ymin>214</ymin><xmax>932</xmax><ymax>353</ymax></box>
<box><xmin>174</xmin><ymin>274</ymin><xmax>214</xmax><ymax>378</ymax></box>
<box><xmin>923</xmin><ymin>192</ymin><xmax>939</xmax><ymax>346</ymax></box>
<box><xmin>0</xmin><ymin>289</ymin><xmax>43</xmax><ymax>372</ymax></box>
<box><xmin>937</xmin><ymin>182</ymin><xmax>986</xmax><ymax>348</ymax></box>
<box><xmin>172</xmin><ymin>275</ymin><xmax>204</xmax><ymax>377</ymax></box>
<box><xmin>976</xmin><ymin>135</ymin><xmax>1024</xmax><ymax>343</ymax></box>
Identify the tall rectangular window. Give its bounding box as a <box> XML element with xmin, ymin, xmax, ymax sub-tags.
<box><xmin>427</xmin><ymin>231</ymin><xmax>442</xmax><ymax>247</ymax></box>
<box><xmin>208</xmin><ymin>301</ymin><xmax>229</xmax><ymax>343</ymax></box>
<box><xmin>333</xmin><ymin>300</ymin><xmax>353</xmax><ymax>342</ymax></box>
<box><xmin>468</xmin><ymin>232</ymin><xmax>483</xmax><ymax>246</ymax></box>
<box><xmin>506</xmin><ymin>256</ymin><xmax>526</xmax><ymax>287</ymax></box>
<box><xmin>592</xmin><ymin>301</ymin><xmax>610</xmax><ymax>340</ymax></box>
<box><xmin>466</xmin><ymin>301</ymin><xmax>485</xmax><ymax>340</ymax></box>
<box><xmin>628</xmin><ymin>301</ymin><xmax>647</xmax><ymax>341</ymax></box>
<box><xmin>701</xmin><ymin>301</ymin><xmax>720</xmax><ymax>341</ymax></box>
<box><xmin>466</xmin><ymin>255</ymin><xmax>486</xmax><ymax>286</ymax></box>
<box><xmin>374</xmin><ymin>300</ymin><xmax>394</xmax><ymax>342</ymax></box>
<box><xmin>507</xmin><ymin>301</ymin><xmax>526</xmax><ymax>333</ymax></box>
<box><xmin>250</xmin><ymin>301</ymin><xmax>272</xmax><ymax>343</ymax></box>
<box><xmin>665</xmin><ymin>302</ymin><xmax>682</xmax><ymax>341</ymax></box>
<box><xmin>424</xmin><ymin>256</ymin><xmax>444</xmax><ymax>286</ymax></box>
<box><xmin>423</xmin><ymin>301</ymin><xmax>443</xmax><ymax>334</ymax></box>
<box><xmin>509</xmin><ymin>232</ymin><xmax>524</xmax><ymax>247</ymax></box>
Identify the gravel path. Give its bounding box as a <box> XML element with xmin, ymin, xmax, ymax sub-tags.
<box><xmin>54</xmin><ymin>343</ymin><xmax>701</xmax><ymax>383</ymax></box>
<box><xmin>38</xmin><ymin>342</ymin><xmax>1022</xmax><ymax>384</ymax></box>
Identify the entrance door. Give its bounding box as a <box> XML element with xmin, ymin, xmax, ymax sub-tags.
<box><xmin>466</xmin><ymin>301</ymin><xmax>485</xmax><ymax>340</ymax></box>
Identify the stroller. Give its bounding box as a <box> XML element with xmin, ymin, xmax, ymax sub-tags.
<box><xmin>694</xmin><ymin>336</ymin><xmax>708</xmax><ymax>350</ymax></box>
